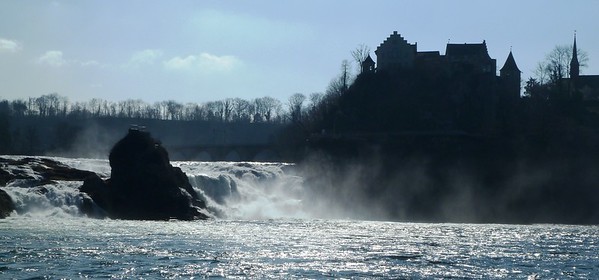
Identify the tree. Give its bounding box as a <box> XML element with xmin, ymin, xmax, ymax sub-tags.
<box><xmin>254</xmin><ymin>96</ymin><xmax>281</xmax><ymax>123</ymax></box>
<box><xmin>222</xmin><ymin>98</ymin><xmax>234</xmax><ymax>122</ymax></box>
<box><xmin>533</xmin><ymin>62</ymin><xmax>549</xmax><ymax>85</ymax></box>
<box><xmin>523</xmin><ymin>77</ymin><xmax>551</xmax><ymax>100</ymax></box>
<box><xmin>165</xmin><ymin>100</ymin><xmax>183</xmax><ymax>120</ymax></box>
<box><xmin>0</xmin><ymin>111</ymin><xmax>11</xmax><ymax>153</ymax></box>
<box><xmin>308</xmin><ymin>92</ymin><xmax>324</xmax><ymax>113</ymax></box>
<box><xmin>205</xmin><ymin>100</ymin><xmax>225</xmax><ymax>122</ymax></box>
<box><xmin>288</xmin><ymin>93</ymin><xmax>306</xmax><ymax>123</ymax></box>
<box><xmin>11</xmin><ymin>100</ymin><xmax>28</xmax><ymax>117</ymax></box>
<box><xmin>89</xmin><ymin>98</ymin><xmax>104</xmax><ymax>117</ymax></box>
<box><xmin>351</xmin><ymin>43</ymin><xmax>371</xmax><ymax>73</ymax></box>
<box><xmin>326</xmin><ymin>60</ymin><xmax>353</xmax><ymax>97</ymax></box>
<box><xmin>230</xmin><ymin>98</ymin><xmax>252</xmax><ymax>122</ymax></box>
<box><xmin>535</xmin><ymin>44</ymin><xmax>589</xmax><ymax>83</ymax></box>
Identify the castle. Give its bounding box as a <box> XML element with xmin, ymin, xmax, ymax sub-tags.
<box><xmin>357</xmin><ymin>31</ymin><xmax>521</xmax><ymax>132</ymax></box>
<box><xmin>362</xmin><ymin>31</ymin><xmax>521</xmax><ymax>102</ymax></box>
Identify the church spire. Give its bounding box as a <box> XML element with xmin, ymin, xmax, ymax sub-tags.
<box><xmin>570</xmin><ymin>31</ymin><xmax>579</xmax><ymax>79</ymax></box>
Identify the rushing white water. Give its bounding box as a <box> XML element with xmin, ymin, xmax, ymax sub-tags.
<box><xmin>1</xmin><ymin>156</ymin><xmax>304</xmax><ymax>220</ymax></box>
<box><xmin>178</xmin><ymin>161</ymin><xmax>305</xmax><ymax>220</ymax></box>
<box><xmin>1</xmin><ymin>156</ymin><xmax>599</xmax><ymax>278</ymax></box>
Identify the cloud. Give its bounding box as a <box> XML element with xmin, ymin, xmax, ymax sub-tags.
<box><xmin>36</xmin><ymin>51</ymin><xmax>102</xmax><ymax>68</ymax></box>
<box><xmin>38</xmin><ymin>50</ymin><xmax>66</xmax><ymax>67</ymax></box>
<box><xmin>163</xmin><ymin>52</ymin><xmax>243</xmax><ymax>73</ymax></box>
<box><xmin>189</xmin><ymin>10</ymin><xmax>314</xmax><ymax>51</ymax></box>
<box><xmin>127</xmin><ymin>49</ymin><xmax>163</xmax><ymax>67</ymax></box>
<box><xmin>80</xmin><ymin>60</ymin><xmax>100</xmax><ymax>67</ymax></box>
<box><xmin>0</xmin><ymin>38</ymin><xmax>21</xmax><ymax>53</ymax></box>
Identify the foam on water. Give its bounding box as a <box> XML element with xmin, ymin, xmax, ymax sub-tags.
<box><xmin>1</xmin><ymin>156</ymin><xmax>306</xmax><ymax>220</ymax></box>
<box><xmin>4</xmin><ymin>181</ymin><xmax>85</xmax><ymax>218</ymax></box>
<box><xmin>178</xmin><ymin>161</ymin><xmax>306</xmax><ymax>219</ymax></box>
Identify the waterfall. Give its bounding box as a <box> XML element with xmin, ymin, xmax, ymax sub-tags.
<box><xmin>1</xmin><ymin>156</ymin><xmax>306</xmax><ymax>219</ymax></box>
<box><xmin>179</xmin><ymin>161</ymin><xmax>306</xmax><ymax>219</ymax></box>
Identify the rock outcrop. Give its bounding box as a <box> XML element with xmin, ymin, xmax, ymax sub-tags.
<box><xmin>80</xmin><ymin>128</ymin><xmax>209</xmax><ymax>220</ymax></box>
<box><xmin>0</xmin><ymin>157</ymin><xmax>96</xmax><ymax>186</ymax></box>
<box><xmin>0</xmin><ymin>189</ymin><xmax>15</xmax><ymax>218</ymax></box>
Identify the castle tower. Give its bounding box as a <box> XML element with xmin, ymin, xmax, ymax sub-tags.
<box><xmin>500</xmin><ymin>50</ymin><xmax>521</xmax><ymax>101</ymax></box>
<box><xmin>361</xmin><ymin>54</ymin><xmax>375</xmax><ymax>73</ymax></box>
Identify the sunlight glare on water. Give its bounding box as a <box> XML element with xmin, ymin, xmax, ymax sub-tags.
<box><xmin>1</xmin><ymin>156</ymin><xmax>598</xmax><ymax>278</ymax></box>
<box><xmin>1</xmin><ymin>217</ymin><xmax>598</xmax><ymax>279</ymax></box>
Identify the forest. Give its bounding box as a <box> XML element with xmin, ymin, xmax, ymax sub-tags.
<box><xmin>0</xmin><ymin>93</ymin><xmax>314</xmax><ymax>157</ymax></box>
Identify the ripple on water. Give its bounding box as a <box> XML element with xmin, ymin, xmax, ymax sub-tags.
<box><xmin>1</xmin><ymin>218</ymin><xmax>598</xmax><ymax>279</ymax></box>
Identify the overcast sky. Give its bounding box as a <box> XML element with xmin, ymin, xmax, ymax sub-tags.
<box><xmin>1</xmin><ymin>0</ymin><xmax>598</xmax><ymax>103</ymax></box>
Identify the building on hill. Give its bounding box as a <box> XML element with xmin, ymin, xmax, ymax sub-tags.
<box><xmin>565</xmin><ymin>34</ymin><xmax>599</xmax><ymax>101</ymax></box>
<box><xmin>374</xmin><ymin>31</ymin><xmax>507</xmax><ymax>80</ymax></box>
<box><xmin>373</xmin><ymin>32</ymin><xmax>517</xmax><ymax>94</ymax></box>
<box><xmin>367</xmin><ymin>31</ymin><xmax>521</xmax><ymax>132</ymax></box>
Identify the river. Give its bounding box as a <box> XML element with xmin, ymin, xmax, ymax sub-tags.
<box><xmin>1</xmin><ymin>156</ymin><xmax>598</xmax><ymax>278</ymax></box>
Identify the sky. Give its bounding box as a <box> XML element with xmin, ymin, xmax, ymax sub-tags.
<box><xmin>1</xmin><ymin>0</ymin><xmax>598</xmax><ymax>104</ymax></box>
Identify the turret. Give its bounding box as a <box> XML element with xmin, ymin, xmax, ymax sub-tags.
<box><xmin>500</xmin><ymin>50</ymin><xmax>521</xmax><ymax>101</ymax></box>
<box><xmin>361</xmin><ymin>55</ymin><xmax>375</xmax><ymax>73</ymax></box>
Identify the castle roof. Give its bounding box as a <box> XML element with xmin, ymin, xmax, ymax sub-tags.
<box><xmin>416</xmin><ymin>51</ymin><xmax>441</xmax><ymax>58</ymax></box>
<box><xmin>500</xmin><ymin>51</ymin><xmax>520</xmax><ymax>72</ymax></box>
<box><xmin>362</xmin><ymin>54</ymin><xmax>375</xmax><ymax>65</ymax></box>
<box><xmin>445</xmin><ymin>41</ymin><xmax>491</xmax><ymax>59</ymax></box>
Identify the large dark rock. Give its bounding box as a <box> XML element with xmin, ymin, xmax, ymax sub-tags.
<box><xmin>0</xmin><ymin>157</ymin><xmax>96</xmax><ymax>187</ymax></box>
<box><xmin>0</xmin><ymin>189</ymin><xmax>15</xmax><ymax>218</ymax></box>
<box><xmin>80</xmin><ymin>128</ymin><xmax>209</xmax><ymax>220</ymax></box>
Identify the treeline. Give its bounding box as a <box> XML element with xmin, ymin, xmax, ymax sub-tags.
<box><xmin>0</xmin><ymin>93</ymin><xmax>295</xmax><ymax>123</ymax></box>
<box><xmin>0</xmin><ymin>93</ymin><xmax>311</xmax><ymax>157</ymax></box>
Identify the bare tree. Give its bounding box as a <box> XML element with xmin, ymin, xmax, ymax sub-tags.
<box><xmin>231</xmin><ymin>98</ymin><xmax>252</xmax><ymax>122</ymax></box>
<box><xmin>288</xmin><ymin>93</ymin><xmax>306</xmax><ymax>123</ymax></box>
<box><xmin>308</xmin><ymin>92</ymin><xmax>324</xmax><ymax>112</ymax></box>
<box><xmin>533</xmin><ymin>62</ymin><xmax>549</xmax><ymax>85</ymax></box>
<box><xmin>164</xmin><ymin>100</ymin><xmax>183</xmax><ymax>120</ymax></box>
<box><xmin>351</xmin><ymin>43</ymin><xmax>371</xmax><ymax>72</ymax></box>
<box><xmin>535</xmin><ymin>44</ymin><xmax>589</xmax><ymax>83</ymax></box>
<box><xmin>326</xmin><ymin>60</ymin><xmax>353</xmax><ymax>97</ymax></box>
<box><xmin>88</xmin><ymin>98</ymin><xmax>102</xmax><ymax>117</ymax></box>
<box><xmin>340</xmin><ymin>59</ymin><xmax>352</xmax><ymax>90</ymax></box>
<box><xmin>205</xmin><ymin>100</ymin><xmax>225</xmax><ymax>122</ymax></box>
<box><xmin>222</xmin><ymin>98</ymin><xmax>234</xmax><ymax>122</ymax></box>
<box><xmin>35</xmin><ymin>95</ymin><xmax>48</xmax><ymax>117</ymax></box>
<box><xmin>254</xmin><ymin>96</ymin><xmax>281</xmax><ymax>123</ymax></box>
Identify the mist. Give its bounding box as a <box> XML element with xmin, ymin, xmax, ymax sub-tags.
<box><xmin>294</xmin><ymin>150</ymin><xmax>599</xmax><ymax>224</ymax></box>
